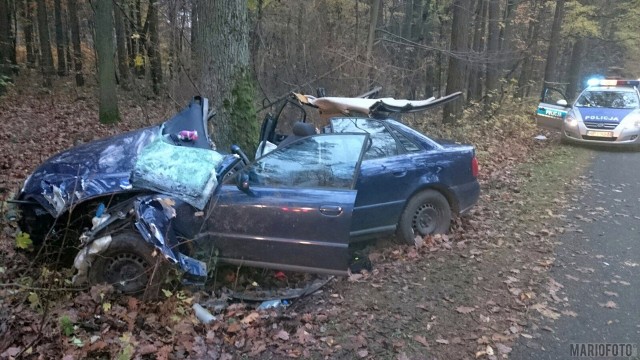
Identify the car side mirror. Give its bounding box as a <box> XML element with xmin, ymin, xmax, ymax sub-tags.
<box><xmin>556</xmin><ymin>99</ymin><xmax>568</xmax><ymax>107</ymax></box>
<box><xmin>236</xmin><ymin>172</ymin><xmax>250</xmax><ymax>192</ymax></box>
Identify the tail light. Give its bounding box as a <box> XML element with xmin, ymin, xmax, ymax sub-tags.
<box><xmin>471</xmin><ymin>156</ymin><xmax>479</xmax><ymax>178</ymax></box>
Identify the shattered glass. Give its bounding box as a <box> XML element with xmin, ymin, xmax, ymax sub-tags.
<box><xmin>131</xmin><ymin>137</ymin><xmax>224</xmax><ymax>209</ymax></box>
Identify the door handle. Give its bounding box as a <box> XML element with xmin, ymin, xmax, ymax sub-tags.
<box><xmin>319</xmin><ymin>205</ymin><xmax>343</xmax><ymax>216</ymax></box>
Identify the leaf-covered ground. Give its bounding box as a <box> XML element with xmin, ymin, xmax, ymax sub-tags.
<box><xmin>0</xmin><ymin>78</ymin><xmax>593</xmax><ymax>359</ymax></box>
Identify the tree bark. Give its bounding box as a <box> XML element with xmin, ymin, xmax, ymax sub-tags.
<box><xmin>22</xmin><ymin>0</ymin><xmax>36</xmax><ymax>68</ymax></box>
<box><xmin>565</xmin><ymin>37</ymin><xmax>585</xmax><ymax>100</ymax></box>
<box><xmin>147</xmin><ymin>0</ymin><xmax>162</xmax><ymax>95</ymax></box>
<box><xmin>67</xmin><ymin>0</ymin><xmax>83</xmax><ymax>86</ymax></box>
<box><xmin>194</xmin><ymin>0</ymin><xmax>257</xmax><ymax>152</ymax></box>
<box><xmin>53</xmin><ymin>0</ymin><xmax>67</xmax><ymax>75</ymax></box>
<box><xmin>113</xmin><ymin>0</ymin><xmax>129</xmax><ymax>89</ymax></box>
<box><xmin>543</xmin><ymin>0</ymin><xmax>565</xmax><ymax>84</ymax></box>
<box><xmin>443</xmin><ymin>0</ymin><xmax>471</xmax><ymax>124</ymax></box>
<box><xmin>467</xmin><ymin>0</ymin><xmax>487</xmax><ymax>101</ymax></box>
<box><xmin>484</xmin><ymin>0</ymin><xmax>501</xmax><ymax>100</ymax></box>
<box><xmin>366</xmin><ymin>0</ymin><xmax>381</xmax><ymax>59</ymax></box>
<box><xmin>36</xmin><ymin>0</ymin><xmax>54</xmax><ymax>87</ymax></box>
<box><xmin>0</xmin><ymin>0</ymin><xmax>12</xmax><ymax>79</ymax></box>
<box><xmin>94</xmin><ymin>0</ymin><xmax>120</xmax><ymax>123</ymax></box>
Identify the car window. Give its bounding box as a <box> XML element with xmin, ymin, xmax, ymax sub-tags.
<box><xmin>388</xmin><ymin>127</ymin><xmax>421</xmax><ymax>152</ymax></box>
<box><xmin>576</xmin><ymin>90</ymin><xmax>640</xmax><ymax>109</ymax></box>
<box><xmin>330</xmin><ymin>118</ymin><xmax>399</xmax><ymax>159</ymax></box>
<box><xmin>248</xmin><ymin>134</ymin><xmax>365</xmax><ymax>189</ymax></box>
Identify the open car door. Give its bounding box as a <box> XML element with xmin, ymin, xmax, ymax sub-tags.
<box><xmin>536</xmin><ymin>87</ymin><xmax>570</xmax><ymax>130</ymax></box>
<box><xmin>200</xmin><ymin>133</ymin><xmax>368</xmax><ymax>275</ymax></box>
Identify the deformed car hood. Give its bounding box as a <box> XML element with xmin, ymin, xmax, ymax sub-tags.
<box><xmin>21</xmin><ymin>127</ymin><xmax>159</xmax><ymax>216</ymax></box>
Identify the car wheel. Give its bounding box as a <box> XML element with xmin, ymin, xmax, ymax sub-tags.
<box><xmin>396</xmin><ymin>190</ymin><xmax>452</xmax><ymax>245</ymax></box>
<box><xmin>88</xmin><ymin>231</ymin><xmax>167</xmax><ymax>296</ymax></box>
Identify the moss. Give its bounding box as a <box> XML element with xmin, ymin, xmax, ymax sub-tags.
<box><xmin>227</xmin><ymin>67</ymin><xmax>259</xmax><ymax>155</ymax></box>
<box><xmin>99</xmin><ymin>107</ymin><xmax>121</xmax><ymax>124</ymax></box>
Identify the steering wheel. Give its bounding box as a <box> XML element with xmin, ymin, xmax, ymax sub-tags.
<box><xmin>230</xmin><ymin>145</ymin><xmax>251</xmax><ymax>165</ymax></box>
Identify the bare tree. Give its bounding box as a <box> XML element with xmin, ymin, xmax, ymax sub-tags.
<box><xmin>543</xmin><ymin>0</ymin><xmax>565</xmax><ymax>84</ymax></box>
<box><xmin>67</xmin><ymin>0</ymin><xmax>83</xmax><ymax>86</ymax></box>
<box><xmin>36</xmin><ymin>0</ymin><xmax>55</xmax><ymax>87</ymax></box>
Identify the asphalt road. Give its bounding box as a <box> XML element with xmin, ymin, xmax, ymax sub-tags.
<box><xmin>511</xmin><ymin>149</ymin><xmax>640</xmax><ymax>360</ymax></box>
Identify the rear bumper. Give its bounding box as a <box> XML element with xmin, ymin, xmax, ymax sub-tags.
<box><xmin>451</xmin><ymin>181</ymin><xmax>480</xmax><ymax>214</ymax></box>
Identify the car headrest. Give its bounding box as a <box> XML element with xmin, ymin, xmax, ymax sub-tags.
<box><xmin>292</xmin><ymin>122</ymin><xmax>316</xmax><ymax>137</ymax></box>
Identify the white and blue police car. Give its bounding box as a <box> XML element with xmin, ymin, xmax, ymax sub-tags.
<box><xmin>536</xmin><ymin>79</ymin><xmax>640</xmax><ymax>147</ymax></box>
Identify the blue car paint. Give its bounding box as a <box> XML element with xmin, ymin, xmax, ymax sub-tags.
<box><xmin>343</xmin><ymin>119</ymin><xmax>479</xmax><ymax>239</ymax></box>
<box><xmin>191</xmin><ymin>185</ymin><xmax>358</xmax><ymax>275</ymax></box>
<box><xmin>15</xmin><ymin>97</ymin><xmax>480</xmax><ymax>280</ymax></box>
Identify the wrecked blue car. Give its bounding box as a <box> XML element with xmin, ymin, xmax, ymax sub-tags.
<box><xmin>12</xmin><ymin>92</ymin><xmax>479</xmax><ymax>294</ymax></box>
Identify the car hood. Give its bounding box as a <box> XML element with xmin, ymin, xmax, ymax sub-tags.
<box><xmin>21</xmin><ymin>127</ymin><xmax>160</xmax><ymax>216</ymax></box>
<box><xmin>575</xmin><ymin>107</ymin><xmax>637</xmax><ymax>123</ymax></box>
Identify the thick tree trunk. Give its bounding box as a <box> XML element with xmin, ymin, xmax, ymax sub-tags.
<box><xmin>565</xmin><ymin>37</ymin><xmax>585</xmax><ymax>100</ymax></box>
<box><xmin>516</xmin><ymin>0</ymin><xmax>543</xmax><ymax>98</ymax></box>
<box><xmin>443</xmin><ymin>0</ymin><xmax>471</xmax><ymax>124</ymax></box>
<box><xmin>484</xmin><ymin>0</ymin><xmax>501</xmax><ymax>100</ymax></box>
<box><xmin>94</xmin><ymin>0</ymin><xmax>120</xmax><ymax>123</ymax></box>
<box><xmin>22</xmin><ymin>0</ymin><xmax>36</xmax><ymax>68</ymax></box>
<box><xmin>53</xmin><ymin>0</ymin><xmax>67</xmax><ymax>75</ymax></box>
<box><xmin>147</xmin><ymin>0</ymin><xmax>162</xmax><ymax>95</ymax></box>
<box><xmin>36</xmin><ymin>0</ymin><xmax>54</xmax><ymax>87</ymax></box>
<box><xmin>194</xmin><ymin>0</ymin><xmax>257</xmax><ymax>152</ymax></box>
<box><xmin>113</xmin><ymin>0</ymin><xmax>129</xmax><ymax>89</ymax></box>
<box><xmin>67</xmin><ymin>0</ymin><xmax>83</xmax><ymax>86</ymax></box>
<box><xmin>543</xmin><ymin>0</ymin><xmax>565</xmax><ymax>84</ymax></box>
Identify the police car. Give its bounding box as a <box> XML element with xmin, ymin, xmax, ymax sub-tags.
<box><xmin>536</xmin><ymin>79</ymin><xmax>640</xmax><ymax>147</ymax></box>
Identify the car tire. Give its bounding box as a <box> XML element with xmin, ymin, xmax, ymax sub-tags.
<box><xmin>396</xmin><ymin>189</ymin><xmax>452</xmax><ymax>245</ymax></box>
<box><xmin>88</xmin><ymin>231</ymin><xmax>167</xmax><ymax>297</ymax></box>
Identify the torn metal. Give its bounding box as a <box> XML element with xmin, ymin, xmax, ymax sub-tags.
<box><xmin>72</xmin><ymin>235</ymin><xmax>113</xmax><ymax>285</ymax></box>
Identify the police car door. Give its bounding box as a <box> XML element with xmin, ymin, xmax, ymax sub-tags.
<box><xmin>536</xmin><ymin>87</ymin><xmax>570</xmax><ymax>130</ymax></box>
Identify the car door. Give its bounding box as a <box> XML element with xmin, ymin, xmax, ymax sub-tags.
<box><xmin>536</xmin><ymin>87</ymin><xmax>570</xmax><ymax>130</ymax></box>
<box><xmin>330</xmin><ymin>118</ymin><xmax>415</xmax><ymax>237</ymax></box>
<box><xmin>199</xmin><ymin>134</ymin><xmax>368</xmax><ymax>275</ymax></box>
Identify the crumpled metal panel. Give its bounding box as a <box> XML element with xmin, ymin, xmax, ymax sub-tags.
<box><xmin>22</xmin><ymin>127</ymin><xmax>158</xmax><ymax>217</ymax></box>
<box><xmin>134</xmin><ymin>195</ymin><xmax>207</xmax><ymax>279</ymax></box>
<box><xmin>131</xmin><ymin>138</ymin><xmax>224</xmax><ymax>210</ymax></box>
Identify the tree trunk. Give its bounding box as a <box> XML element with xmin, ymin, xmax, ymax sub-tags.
<box><xmin>194</xmin><ymin>0</ymin><xmax>257</xmax><ymax>152</ymax></box>
<box><xmin>36</xmin><ymin>0</ymin><xmax>54</xmax><ymax>87</ymax></box>
<box><xmin>0</xmin><ymin>0</ymin><xmax>12</xmax><ymax>79</ymax></box>
<box><xmin>94</xmin><ymin>0</ymin><xmax>120</xmax><ymax>123</ymax></box>
<box><xmin>22</xmin><ymin>0</ymin><xmax>36</xmax><ymax>68</ymax></box>
<box><xmin>113</xmin><ymin>0</ymin><xmax>129</xmax><ymax>89</ymax></box>
<box><xmin>565</xmin><ymin>37</ymin><xmax>585</xmax><ymax>100</ymax></box>
<box><xmin>53</xmin><ymin>0</ymin><xmax>67</xmax><ymax>75</ymax></box>
<box><xmin>543</xmin><ymin>0</ymin><xmax>565</xmax><ymax>84</ymax></box>
<box><xmin>467</xmin><ymin>0</ymin><xmax>487</xmax><ymax>101</ymax></box>
<box><xmin>147</xmin><ymin>0</ymin><xmax>162</xmax><ymax>95</ymax></box>
<box><xmin>484</xmin><ymin>0</ymin><xmax>501</xmax><ymax>100</ymax></box>
<box><xmin>366</xmin><ymin>0</ymin><xmax>381</xmax><ymax>59</ymax></box>
<box><xmin>443</xmin><ymin>0</ymin><xmax>471</xmax><ymax>124</ymax></box>
<box><xmin>67</xmin><ymin>0</ymin><xmax>83</xmax><ymax>86</ymax></box>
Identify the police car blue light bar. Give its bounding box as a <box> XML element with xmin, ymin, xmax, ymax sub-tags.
<box><xmin>587</xmin><ymin>78</ymin><xmax>640</xmax><ymax>87</ymax></box>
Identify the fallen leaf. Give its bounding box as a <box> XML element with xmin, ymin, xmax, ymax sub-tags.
<box><xmin>357</xmin><ymin>349</ymin><xmax>368</xmax><ymax>358</ymax></box>
<box><xmin>275</xmin><ymin>329</ymin><xmax>290</xmax><ymax>341</ymax></box>
<box><xmin>241</xmin><ymin>311</ymin><xmax>260</xmax><ymax>324</ymax></box>
<box><xmin>455</xmin><ymin>306</ymin><xmax>475</xmax><ymax>314</ymax></box>
<box><xmin>413</xmin><ymin>335</ymin><xmax>429</xmax><ymax>347</ymax></box>
<box><xmin>599</xmin><ymin>301</ymin><xmax>618</xmax><ymax>309</ymax></box>
<box><xmin>436</xmin><ymin>338</ymin><xmax>449</xmax><ymax>345</ymax></box>
<box><xmin>561</xmin><ymin>310</ymin><xmax>577</xmax><ymax>317</ymax></box>
<box><xmin>604</xmin><ymin>291</ymin><xmax>618</xmax><ymax>297</ymax></box>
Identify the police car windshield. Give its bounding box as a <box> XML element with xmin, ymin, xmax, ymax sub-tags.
<box><xmin>576</xmin><ymin>90</ymin><xmax>640</xmax><ymax>109</ymax></box>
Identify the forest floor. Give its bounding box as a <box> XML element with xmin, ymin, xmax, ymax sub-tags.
<box><xmin>0</xmin><ymin>77</ymin><xmax>594</xmax><ymax>359</ymax></box>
